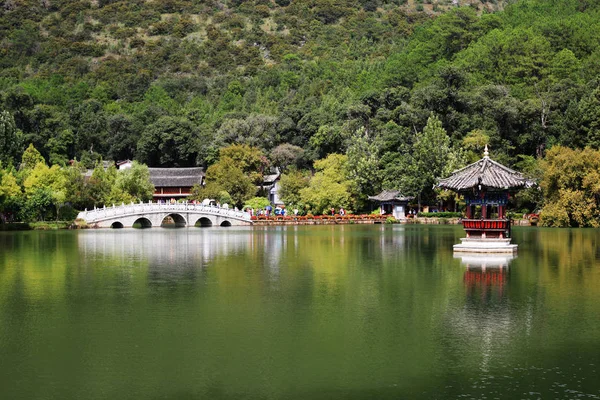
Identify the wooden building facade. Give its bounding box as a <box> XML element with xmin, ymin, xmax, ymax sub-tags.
<box><xmin>148</xmin><ymin>167</ymin><xmax>205</xmax><ymax>201</ymax></box>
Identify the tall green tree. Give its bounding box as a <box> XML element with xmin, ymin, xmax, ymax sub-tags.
<box><xmin>137</xmin><ymin>116</ymin><xmax>198</xmax><ymax>167</ymax></box>
<box><xmin>408</xmin><ymin>114</ymin><xmax>464</xmax><ymax>207</ymax></box>
<box><xmin>0</xmin><ymin>111</ymin><xmax>22</xmax><ymax>167</ymax></box>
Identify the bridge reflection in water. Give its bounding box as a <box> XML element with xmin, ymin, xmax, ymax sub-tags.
<box><xmin>76</xmin><ymin>227</ymin><xmax>294</xmax><ymax>282</ymax></box>
<box><xmin>78</xmin><ymin>228</ymin><xmax>257</xmax><ymax>265</ymax></box>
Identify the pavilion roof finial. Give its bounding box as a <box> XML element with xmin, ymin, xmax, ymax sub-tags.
<box><xmin>483</xmin><ymin>144</ymin><xmax>489</xmax><ymax>158</ymax></box>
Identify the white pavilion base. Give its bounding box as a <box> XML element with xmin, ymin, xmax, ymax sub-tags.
<box><xmin>454</xmin><ymin>253</ymin><xmax>515</xmax><ymax>269</ymax></box>
<box><xmin>453</xmin><ymin>237</ymin><xmax>518</xmax><ymax>254</ymax></box>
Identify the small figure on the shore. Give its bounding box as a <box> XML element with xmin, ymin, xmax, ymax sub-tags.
<box><xmin>331</xmin><ymin>207</ymin><xmax>335</xmax><ymax>216</ymax></box>
<box><xmin>339</xmin><ymin>208</ymin><xmax>345</xmax><ymax>216</ymax></box>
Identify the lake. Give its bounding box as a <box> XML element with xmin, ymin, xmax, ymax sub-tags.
<box><xmin>0</xmin><ymin>225</ymin><xmax>599</xmax><ymax>399</ymax></box>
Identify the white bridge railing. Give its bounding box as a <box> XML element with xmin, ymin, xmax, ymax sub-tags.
<box><xmin>77</xmin><ymin>201</ymin><xmax>251</xmax><ymax>223</ymax></box>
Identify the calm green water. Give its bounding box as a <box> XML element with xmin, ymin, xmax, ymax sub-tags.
<box><xmin>1</xmin><ymin>225</ymin><xmax>599</xmax><ymax>400</ymax></box>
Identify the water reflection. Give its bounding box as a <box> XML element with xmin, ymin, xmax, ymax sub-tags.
<box><xmin>78</xmin><ymin>228</ymin><xmax>256</xmax><ymax>264</ymax></box>
<box><xmin>1</xmin><ymin>227</ymin><xmax>600</xmax><ymax>399</ymax></box>
<box><xmin>456</xmin><ymin>254</ymin><xmax>514</xmax><ymax>298</ymax></box>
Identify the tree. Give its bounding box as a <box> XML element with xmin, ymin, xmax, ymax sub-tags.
<box><xmin>70</xmin><ymin>100</ymin><xmax>108</xmax><ymax>158</ymax></box>
<box><xmin>0</xmin><ymin>111</ymin><xmax>22</xmax><ymax>167</ymax></box>
<box><xmin>346</xmin><ymin>127</ymin><xmax>381</xmax><ymax>198</ymax></box>
<box><xmin>0</xmin><ymin>169</ymin><xmax>22</xmax><ymax>221</ymax></box>
<box><xmin>243</xmin><ymin>197</ymin><xmax>271</xmax><ymax>211</ymax></box>
<box><xmin>216</xmin><ymin>115</ymin><xmax>279</xmax><ymax>150</ymax></box>
<box><xmin>462</xmin><ymin>129</ymin><xmax>490</xmax><ymax>163</ymax></box>
<box><xmin>20</xmin><ymin>143</ymin><xmax>45</xmax><ymax>172</ymax></box>
<box><xmin>108</xmin><ymin>161</ymin><xmax>154</xmax><ymax>204</ymax></box>
<box><xmin>411</xmin><ymin>114</ymin><xmax>463</xmax><ymax>207</ymax></box>
<box><xmin>299</xmin><ymin>154</ymin><xmax>358</xmax><ymax>214</ymax></box>
<box><xmin>63</xmin><ymin>161</ymin><xmax>90</xmax><ymax>210</ymax></box>
<box><xmin>87</xmin><ymin>163</ymin><xmax>118</xmax><ymax>207</ymax></box>
<box><xmin>539</xmin><ymin>146</ymin><xmax>600</xmax><ymax>227</ymax></box>
<box><xmin>204</xmin><ymin>157</ymin><xmax>256</xmax><ymax>207</ymax></box>
<box><xmin>107</xmin><ymin>114</ymin><xmax>140</xmax><ymax>162</ymax></box>
<box><xmin>279</xmin><ymin>168</ymin><xmax>310</xmax><ymax>206</ymax></box>
<box><xmin>137</xmin><ymin>116</ymin><xmax>198</xmax><ymax>167</ymax></box>
<box><xmin>270</xmin><ymin>143</ymin><xmax>305</xmax><ymax>172</ymax></box>
<box><xmin>21</xmin><ymin>187</ymin><xmax>54</xmax><ymax>222</ymax></box>
<box><xmin>219</xmin><ymin>144</ymin><xmax>268</xmax><ymax>185</ymax></box>
<box><xmin>22</xmin><ymin>162</ymin><xmax>67</xmax><ymax>221</ymax></box>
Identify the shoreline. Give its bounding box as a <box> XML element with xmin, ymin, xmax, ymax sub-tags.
<box><xmin>0</xmin><ymin>217</ymin><xmax>534</xmax><ymax>230</ymax></box>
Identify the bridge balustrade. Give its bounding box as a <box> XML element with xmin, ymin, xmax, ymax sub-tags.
<box><xmin>77</xmin><ymin>202</ymin><xmax>250</xmax><ymax>224</ymax></box>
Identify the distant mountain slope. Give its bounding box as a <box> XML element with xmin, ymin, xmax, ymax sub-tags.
<box><xmin>1</xmin><ymin>0</ymin><xmax>599</xmax><ymax>171</ymax></box>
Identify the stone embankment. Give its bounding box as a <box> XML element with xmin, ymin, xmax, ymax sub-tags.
<box><xmin>406</xmin><ymin>217</ymin><xmax>532</xmax><ymax>226</ymax></box>
<box><xmin>251</xmin><ymin>215</ymin><xmax>389</xmax><ymax>225</ymax></box>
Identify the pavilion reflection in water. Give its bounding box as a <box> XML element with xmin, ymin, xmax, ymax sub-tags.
<box><xmin>455</xmin><ymin>253</ymin><xmax>515</xmax><ymax>299</ymax></box>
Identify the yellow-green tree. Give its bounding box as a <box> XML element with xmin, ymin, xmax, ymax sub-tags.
<box><xmin>540</xmin><ymin>146</ymin><xmax>600</xmax><ymax>227</ymax></box>
<box><xmin>0</xmin><ymin>169</ymin><xmax>22</xmax><ymax>220</ymax></box>
<box><xmin>203</xmin><ymin>157</ymin><xmax>256</xmax><ymax>207</ymax></box>
<box><xmin>22</xmin><ymin>162</ymin><xmax>67</xmax><ymax>221</ymax></box>
<box><xmin>299</xmin><ymin>154</ymin><xmax>358</xmax><ymax>214</ymax></box>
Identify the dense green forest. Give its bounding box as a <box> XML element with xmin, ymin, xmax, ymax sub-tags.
<box><xmin>2</xmin><ymin>0</ymin><xmax>600</xmax><ymax>225</ymax></box>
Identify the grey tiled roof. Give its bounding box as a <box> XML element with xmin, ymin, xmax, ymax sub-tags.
<box><xmin>438</xmin><ymin>156</ymin><xmax>533</xmax><ymax>191</ymax></box>
<box><xmin>148</xmin><ymin>167</ymin><xmax>204</xmax><ymax>187</ymax></box>
<box><xmin>368</xmin><ymin>190</ymin><xmax>414</xmax><ymax>202</ymax></box>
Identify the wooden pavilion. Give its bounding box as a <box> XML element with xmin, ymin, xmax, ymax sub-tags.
<box><xmin>438</xmin><ymin>146</ymin><xmax>533</xmax><ymax>253</ymax></box>
<box><xmin>368</xmin><ymin>190</ymin><xmax>414</xmax><ymax>220</ymax></box>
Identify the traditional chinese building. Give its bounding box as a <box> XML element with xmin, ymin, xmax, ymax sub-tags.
<box><xmin>438</xmin><ymin>146</ymin><xmax>533</xmax><ymax>253</ymax></box>
<box><xmin>148</xmin><ymin>167</ymin><xmax>204</xmax><ymax>201</ymax></box>
<box><xmin>368</xmin><ymin>190</ymin><xmax>414</xmax><ymax>220</ymax></box>
<box><xmin>262</xmin><ymin>168</ymin><xmax>283</xmax><ymax>206</ymax></box>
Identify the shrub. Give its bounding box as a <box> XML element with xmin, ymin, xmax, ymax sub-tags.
<box><xmin>417</xmin><ymin>212</ymin><xmax>462</xmax><ymax>218</ymax></box>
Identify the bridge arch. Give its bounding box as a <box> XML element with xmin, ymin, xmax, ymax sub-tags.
<box><xmin>77</xmin><ymin>203</ymin><xmax>252</xmax><ymax>228</ymax></box>
<box><xmin>110</xmin><ymin>221</ymin><xmax>124</xmax><ymax>229</ymax></box>
<box><xmin>195</xmin><ymin>217</ymin><xmax>213</xmax><ymax>228</ymax></box>
<box><xmin>161</xmin><ymin>213</ymin><xmax>187</xmax><ymax>228</ymax></box>
<box><xmin>133</xmin><ymin>217</ymin><xmax>152</xmax><ymax>229</ymax></box>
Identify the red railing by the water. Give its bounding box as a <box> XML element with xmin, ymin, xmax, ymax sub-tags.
<box><xmin>462</xmin><ymin>219</ymin><xmax>510</xmax><ymax>231</ymax></box>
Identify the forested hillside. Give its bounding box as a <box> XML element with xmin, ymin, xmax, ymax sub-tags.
<box><xmin>2</xmin><ymin>0</ymin><xmax>600</xmax><ymax>221</ymax></box>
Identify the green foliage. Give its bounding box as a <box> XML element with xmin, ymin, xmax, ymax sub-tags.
<box><xmin>299</xmin><ymin>154</ymin><xmax>357</xmax><ymax>214</ymax></box>
<box><xmin>417</xmin><ymin>211</ymin><xmax>463</xmax><ymax>218</ymax></box>
<box><xmin>20</xmin><ymin>143</ymin><xmax>45</xmax><ymax>171</ymax></box>
<box><xmin>279</xmin><ymin>168</ymin><xmax>310</xmax><ymax>206</ymax></box>
<box><xmin>0</xmin><ymin>110</ymin><xmax>22</xmax><ymax>167</ymax></box>
<box><xmin>2</xmin><ymin>0</ymin><xmax>600</xmax><ymax>223</ymax></box>
<box><xmin>270</xmin><ymin>143</ymin><xmax>305</xmax><ymax>172</ymax></box>
<box><xmin>244</xmin><ymin>197</ymin><xmax>271</xmax><ymax>210</ymax></box>
<box><xmin>87</xmin><ymin>163</ymin><xmax>117</xmax><ymax>207</ymax></box>
<box><xmin>21</xmin><ymin>187</ymin><xmax>53</xmax><ymax>222</ymax></box>
<box><xmin>204</xmin><ymin>156</ymin><xmax>256</xmax><ymax>207</ymax></box>
<box><xmin>109</xmin><ymin>161</ymin><xmax>155</xmax><ymax>204</ymax></box>
<box><xmin>346</xmin><ymin>127</ymin><xmax>381</xmax><ymax>199</ymax></box>
<box><xmin>0</xmin><ymin>169</ymin><xmax>22</xmax><ymax>218</ymax></box>
<box><xmin>392</xmin><ymin>114</ymin><xmax>465</xmax><ymax>205</ymax></box>
<box><xmin>137</xmin><ymin>116</ymin><xmax>198</xmax><ymax>167</ymax></box>
<box><xmin>540</xmin><ymin>146</ymin><xmax>600</xmax><ymax>227</ymax></box>
<box><xmin>219</xmin><ymin>144</ymin><xmax>267</xmax><ymax>185</ymax></box>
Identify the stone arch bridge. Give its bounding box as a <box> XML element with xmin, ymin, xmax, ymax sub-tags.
<box><xmin>76</xmin><ymin>202</ymin><xmax>253</xmax><ymax>228</ymax></box>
